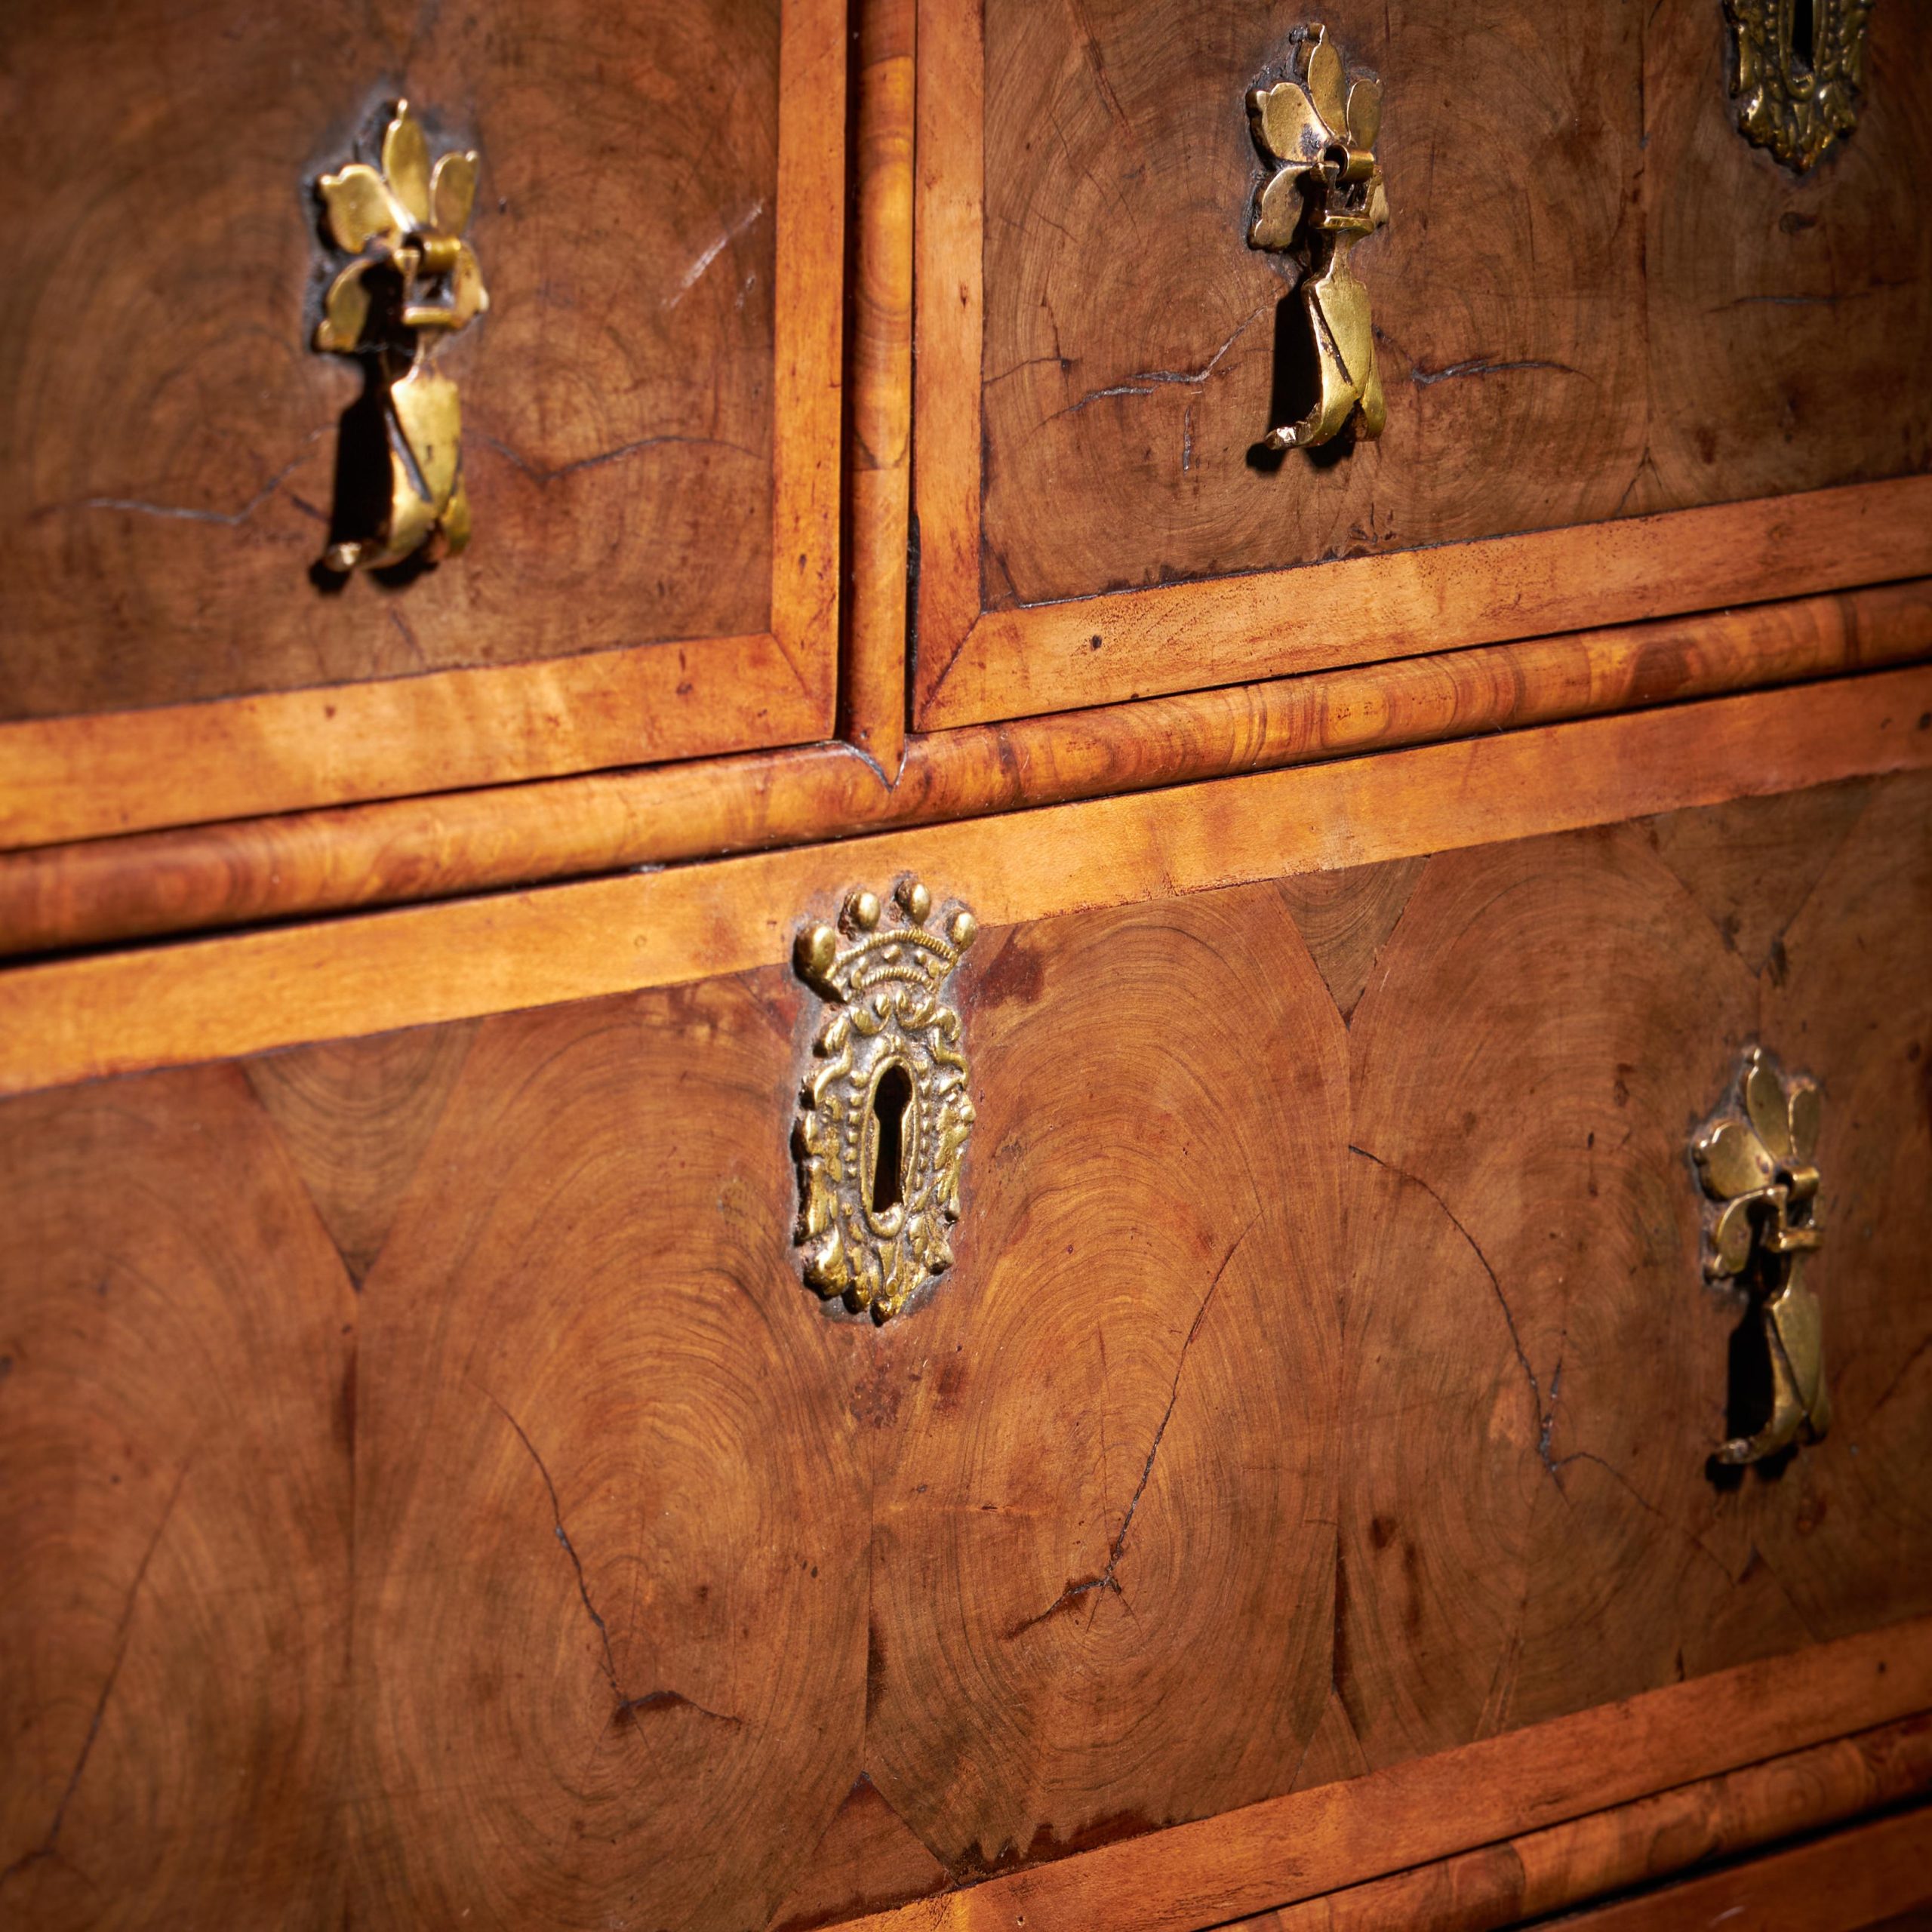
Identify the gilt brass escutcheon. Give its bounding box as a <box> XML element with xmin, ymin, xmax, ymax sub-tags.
<box><xmin>1693</xmin><ymin>1047</ymin><xmax>1832</xmax><ymax>1464</ymax></box>
<box><xmin>312</xmin><ymin>100</ymin><xmax>488</xmax><ymax>572</ymax></box>
<box><xmin>793</xmin><ymin>880</ymin><xmax>977</xmax><ymax>1321</ymax></box>
<box><xmin>1727</xmin><ymin>0</ymin><xmax>1873</xmax><ymax>172</ymax></box>
<box><xmin>1246</xmin><ymin>25</ymin><xmax>1389</xmax><ymax>451</ymax></box>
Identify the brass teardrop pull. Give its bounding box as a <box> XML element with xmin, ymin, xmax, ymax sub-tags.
<box><xmin>312</xmin><ymin>100</ymin><xmax>489</xmax><ymax>574</ymax></box>
<box><xmin>1245</xmin><ymin>25</ymin><xmax>1389</xmax><ymax>452</ymax></box>
<box><xmin>1694</xmin><ymin>1047</ymin><xmax>1832</xmax><ymax>1466</ymax></box>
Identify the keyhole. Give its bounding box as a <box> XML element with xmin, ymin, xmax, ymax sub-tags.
<box><xmin>1792</xmin><ymin>0</ymin><xmax>1814</xmax><ymax>69</ymax></box>
<box><xmin>869</xmin><ymin>1063</ymin><xmax>912</xmax><ymax>1215</ymax></box>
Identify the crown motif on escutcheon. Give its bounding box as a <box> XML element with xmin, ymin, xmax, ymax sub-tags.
<box><xmin>795</xmin><ymin>879</ymin><xmax>978</xmax><ymax>1006</ymax></box>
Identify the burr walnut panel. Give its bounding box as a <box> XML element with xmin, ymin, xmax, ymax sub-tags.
<box><xmin>0</xmin><ymin>1067</ymin><xmax>355</xmax><ymax>1927</ymax></box>
<box><xmin>860</xmin><ymin>894</ymin><xmax>1349</xmax><ymax>1872</ymax></box>
<box><xmin>345</xmin><ymin>983</ymin><xmax>872</xmax><ymax>1928</ymax></box>
<box><xmin>973</xmin><ymin>0</ymin><xmax>1932</xmax><ymax>610</ymax></box>
<box><xmin>0</xmin><ymin>0</ymin><xmax>783</xmax><ymax>716</ymax></box>
<box><xmin>1</xmin><ymin>771</ymin><xmax>1928</xmax><ymax>1928</ymax></box>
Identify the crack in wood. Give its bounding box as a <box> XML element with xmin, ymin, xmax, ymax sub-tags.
<box><xmin>1007</xmin><ymin>1213</ymin><xmax>1260</xmax><ymax>1639</ymax></box>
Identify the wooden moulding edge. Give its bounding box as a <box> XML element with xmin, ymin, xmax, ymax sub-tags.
<box><xmin>1506</xmin><ymin>1803</ymin><xmax>1932</xmax><ymax>1932</ymax></box>
<box><xmin>771</xmin><ymin>0</ymin><xmax>849</xmax><ymax>721</ymax></box>
<box><xmin>913</xmin><ymin>474</ymin><xmax>1932</xmax><ymax>729</ymax></box>
<box><xmin>1226</xmin><ymin>1715</ymin><xmax>1932</xmax><ymax>1932</ymax></box>
<box><xmin>836</xmin><ymin>0</ymin><xmax>917</xmax><ymax>772</ymax></box>
<box><xmin>3</xmin><ymin>577</ymin><xmax>1927</xmax><ymax>960</ymax></box>
<box><xmin>0</xmin><ymin>630</ymin><xmax>824</xmax><ymax>852</ymax></box>
<box><xmin>0</xmin><ymin>660</ymin><xmax>1929</xmax><ymax>1097</ymax></box>
<box><xmin>828</xmin><ymin>1616</ymin><xmax>1932</xmax><ymax>1932</ymax></box>
<box><xmin>0</xmin><ymin>0</ymin><xmax>848</xmax><ymax>854</ymax></box>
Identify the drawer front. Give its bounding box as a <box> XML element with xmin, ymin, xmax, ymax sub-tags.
<box><xmin>1</xmin><ymin>763</ymin><xmax>1927</xmax><ymax>1927</ymax></box>
<box><xmin>0</xmin><ymin>0</ymin><xmax>841</xmax><ymax>846</ymax></box>
<box><xmin>912</xmin><ymin>0</ymin><xmax>1932</xmax><ymax>728</ymax></box>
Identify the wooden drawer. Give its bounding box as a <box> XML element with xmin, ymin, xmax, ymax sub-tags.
<box><xmin>2</xmin><ymin>685</ymin><xmax>1927</xmax><ymax>1928</ymax></box>
<box><xmin>912</xmin><ymin>0</ymin><xmax>1932</xmax><ymax>730</ymax></box>
<box><xmin>0</xmin><ymin>0</ymin><xmax>841</xmax><ymax>848</ymax></box>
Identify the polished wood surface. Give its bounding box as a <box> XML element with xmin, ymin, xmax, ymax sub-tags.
<box><xmin>0</xmin><ymin>0</ymin><xmax>844</xmax><ymax>841</ymax></box>
<box><xmin>915</xmin><ymin>470</ymin><xmax>1932</xmax><ymax>730</ymax></box>
<box><xmin>1642</xmin><ymin>3</ymin><xmax>1932</xmax><ymax>521</ymax></box>
<box><xmin>981</xmin><ymin>0</ymin><xmax>1646</xmax><ymax>605</ymax></box>
<box><xmin>829</xmin><ymin>777</ymin><xmax>1932</xmax><ymax>1930</ymax></box>
<box><xmin>5</xmin><ymin>579</ymin><xmax>1927</xmax><ymax>955</ymax></box>
<box><xmin>1531</xmin><ymin>1806</ymin><xmax>1932</xmax><ymax>1932</ymax></box>
<box><xmin>0</xmin><ymin>0</ymin><xmax>781</xmax><ymax>714</ymax></box>
<box><xmin>912</xmin><ymin>0</ymin><xmax>1932</xmax><ymax>729</ymax></box>
<box><xmin>1232</xmin><ymin>1716</ymin><xmax>1932</xmax><ymax>1932</ymax></box>
<box><xmin>909</xmin><ymin>0</ymin><xmax>985</xmax><ymax>675</ymax></box>
<box><xmin>5</xmin><ymin>757</ymin><xmax>1930</xmax><ymax>1926</ymax></box>
<box><xmin>768</xmin><ymin>0</ymin><xmax>849</xmax><ymax>719</ymax></box>
<box><xmin>839</xmin><ymin>0</ymin><xmax>915</xmax><ymax>774</ymax></box>
<box><xmin>8</xmin><ymin>2</ymin><xmax>1929</xmax><ymax>1923</ymax></box>
<box><xmin>0</xmin><ymin>629</ymin><xmax>814</xmax><ymax>852</ymax></box>
<box><xmin>976</xmin><ymin>0</ymin><xmax>1931</xmax><ymax>608</ymax></box>
<box><xmin>0</xmin><ymin>1063</ymin><xmax>356</xmax><ymax>1922</ymax></box>
<box><xmin>0</xmin><ymin>989</ymin><xmax>867</xmax><ymax>1929</ymax></box>
<box><xmin>2</xmin><ymin>668</ymin><xmax>1927</xmax><ymax>1100</ymax></box>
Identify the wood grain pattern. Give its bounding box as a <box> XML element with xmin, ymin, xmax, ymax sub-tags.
<box><xmin>770</xmin><ymin>0</ymin><xmax>849</xmax><ymax>696</ymax></box>
<box><xmin>979</xmin><ymin>0</ymin><xmax>1647</xmax><ymax>607</ymax></box>
<box><xmin>0</xmin><ymin>629</ymin><xmax>820</xmax><ymax>852</ymax></box>
<box><xmin>1645</xmin><ymin>781</ymin><xmax>1876</xmax><ymax>975</ymax></box>
<box><xmin>346</xmin><ymin>982</ymin><xmax>871</xmax><ymax>1927</ymax></box>
<box><xmin>835</xmin><ymin>1621</ymin><xmax>1932</xmax><ymax>1932</ymax></box>
<box><xmin>2</xmin><ymin>771</ymin><xmax>1929</xmax><ymax>1925</ymax></box>
<box><xmin>976</xmin><ymin>0</ymin><xmax>1932</xmax><ymax>607</ymax></box>
<box><xmin>1234</xmin><ymin>1714</ymin><xmax>1932</xmax><ymax>1932</ymax></box>
<box><xmin>771</xmin><ymin>1776</ymin><xmax>949</xmax><ymax>1932</ymax></box>
<box><xmin>1338</xmin><ymin>813</ymin><xmax>1820</xmax><ymax>1764</ymax></box>
<box><xmin>0</xmin><ymin>0</ymin><xmax>780</xmax><ymax>714</ymax></box>
<box><xmin>1531</xmin><ymin>1805</ymin><xmax>1932</xmax><ymax>1932</ymax></box>
<box><xmin>245</xmin><ymin>1022</ymin><xmax>480</xmax><ymax>1285</ymax></box>
<box><xmin>2</xmin><ymin>666</ymin><xmax>1928</xmax><ymax>1102</ymax></box>
<box><xmin>1752</xmin><ymin>775</ymin><xmax>1932</xmax><ymax>1640</ymax></box>
<box><xmin>840</xmin><ymin>0</ymin><xmax>915</xmax><ymax>773</ymax></box>
<box><xmin>910</xmin><ymin>0</ymin><xmax>987</xmax><ymax>672</ymax></box>
<box><xmin>916</xmin><ymin>475</ymin><xmax>1932</xmax><ymax>728</ymax></box>
<box><xmin>0</xmin><ymin>0</ymin><xmax>844</xmax><ymax>842</ymax></box>
<box><xmin>6</xmin><ymin>577</ymin><xmax>1927</xmax><ymax>952</ymax></box>
<box><xmin>1642</xmin><ymin>0</ymin><xmax>1932</xmax><ymax>515</ymax></box>
<box><xmin>1275</xmin><ymin>859</ymin><xmax>1426</xmax><ymax>1023</ymax></box>
<box><xmin>0</xmin><ymin>1065</ymin><xmax>355</xmax><ymax>1927</ymax></box>
<box><xmin>859</xmin><ymin>890</ymin><xmax>1346</xmax><ymax>1869</ymax></box>
<box><xmin>914</xmin><ymin>0</ymin><xmax>1932</xmax><ymax>727</ymax></box>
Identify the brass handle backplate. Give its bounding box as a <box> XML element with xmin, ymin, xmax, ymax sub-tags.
<box><xmin>1694</xmin><ymin>1047</ymin><xmax>1832</xmax><ymax>1465</ymax></box>
<box><xmin>312</xmin><ymin>100</ymin><xmax>488</xmax><ymax>574</ymax></box>
<box><xmin>793</xmin><ymin>879</ymin><xmax>977</xmax><ymax>1322</ymax></box>
<box><xmin>1727</xmin><ymin>0</ymin><xmax>1872</xmax><ymax>172</ymax></box>
<box><xmin>1246</xmin><ymin>24</ymin><xmax>1388</xmax><ymax>451</ymax></box>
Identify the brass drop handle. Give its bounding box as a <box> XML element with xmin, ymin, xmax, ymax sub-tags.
<box><xmin>1245</xmin><ymin>25</ymin><xmax>1388</xmax><ymax>451</ymax></box>
<box><xmin>1694</xmin><ymin>1048</ymin><xmax>1832</xmax><ymax>1465</ymax></box>
<box><xmin>312</xmin><ymin>100</ymin><xmax>488</xmax><ymax>573</ymax></box>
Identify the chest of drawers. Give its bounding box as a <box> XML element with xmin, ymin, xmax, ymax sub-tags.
<box><xmin>2</xmin><ymin>2</ymin><xmax>1929</xmax><ymax>1927</ymax></box>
